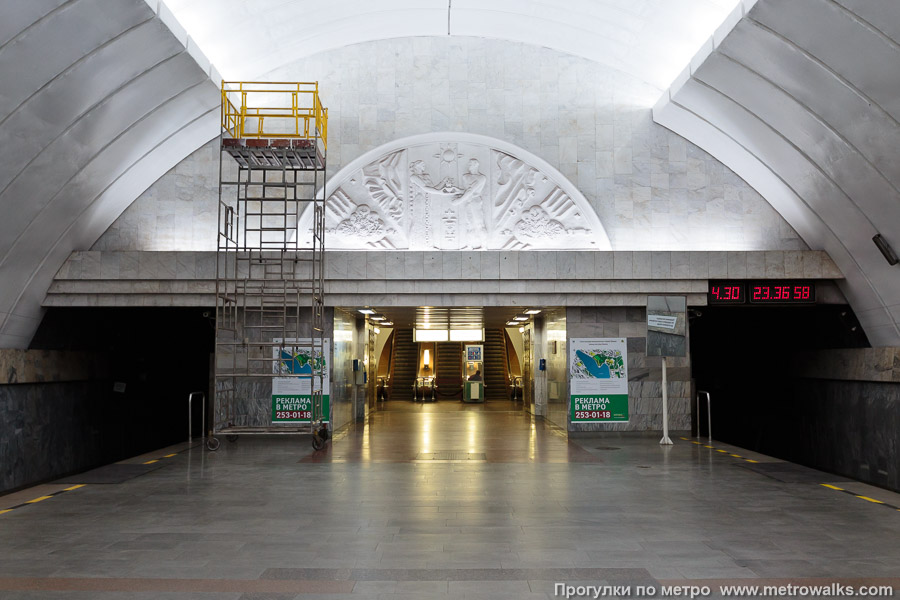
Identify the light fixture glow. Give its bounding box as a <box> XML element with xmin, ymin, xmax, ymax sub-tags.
<box><xmin>370</xmin><ymin>316</ymin><xmax>385</xmax><ymax>321</ymax></box>
<box><xmin>506</xmin><ymin>321</ymin><xmax>519</xmax><ymax>326</ymax></box>
<box><xmin>525</xmin><ymin>309</ymin><xmax>542</xmax><ymax>314</ymax></box>
<box><xmin>381</xmin><ymin>321</ymin><xmax>394</xmax><ymax>326</ymax></box>
<box><xmin>358</xmin><ymin>308</ymin><xmax>375</xmax><ymax>315</ymax></box>
<box><xmin>414</xmin><ymin>329</ymin><xmax>449</xmax><ymax>342</ymax></box>
<box><xmin>449</xmin><ymin>329</ymin><xmax>484</xmax><ymax>342</ymax></box>
<box><xmin>519</xmin><ymin>326</ymin><xmax>525</xmax><ymax>333</ymax></box>
<box><xmin>514</xmin><ymin>316</ymin><xmax>529</xmax><ymax>321</ymax></box>
<box><xmin>333</xmin><ymin>330</ymin><xmax>353</xmax><ymax>342</ymax></box>
<box><xmin>373</xmin><ymin>327</ymin><xmax>381</xmax><ymax>334</ymax></box>
<box><xmin>423</xmin><ymin>349</ymin><xmax>430</xmax><ymax>368</ymax></box>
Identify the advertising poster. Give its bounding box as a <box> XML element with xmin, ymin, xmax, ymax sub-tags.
<box><xmin>272</xmin><ymin>338</ymin><xmax>330</xmax><ymax>423</ymax></box>
<box><xmin>569</xmin><ymin>338</ymin><xmax>629</xmax><ymax>422</ymax></box>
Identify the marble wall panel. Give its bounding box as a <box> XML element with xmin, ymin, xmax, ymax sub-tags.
<box><xmin>0</xmin><ymin>381</ymin><xmax>112</xmax><ymax>493</ymax></box>
<box><xmin>791</xmin><ymin>348</ymin><xmax>900</xmax><ymax>383</ymax></box>
<box><xmin>93</xmin><ymin>38</ymin><xmax>807</xmax><ymax>255</ymax></box>
<box><xmin>566</xmin><ymin>306</ymin><xmax>691</xmax><ymax>433</ymax></box>
<box><xmin>779</xmin><ymin>379</ymin><xmax>900</xmax><ymax>492</ymax></box>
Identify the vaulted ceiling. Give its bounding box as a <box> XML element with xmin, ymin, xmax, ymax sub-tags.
<box><xmin>162</xmin><ymin>0</ymin><xmax>739</xmax><ymax>90</ymax></box>
<box><xmin>1</xmin><ymin>0</ymin><xmax>898</xmax><ymax>347</ymax></box>
<box><xmin>654</xmin><ymin>0</ymin><xmax>900</xmax><ymax>345</ymax></box>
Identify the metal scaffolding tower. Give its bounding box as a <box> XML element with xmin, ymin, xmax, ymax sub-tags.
<box><xmin>209</xmin><ymin>81</ymin><xmax>327</xmax><ymax>450</ymax></box>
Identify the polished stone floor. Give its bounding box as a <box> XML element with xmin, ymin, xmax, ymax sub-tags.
<box><xmin>1</xmin><ymin>401</ymin><xmax>899</xmax><ymax>599</ymax></box>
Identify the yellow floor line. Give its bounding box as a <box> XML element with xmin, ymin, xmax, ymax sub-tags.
<box><xmin>63</xmin><ymin>484</ymin><xmax>85</xmax><ymax>491</ymax></box>
<box><xmin>26</xmin><ymin>496</ymin><xmax>52</xmax><ymax>504</ymax></box>
<box><xmin>164</xmin><ymin>454</ymin><xmax>177</xmax><ymax>458</ymax></box>
<box><xmin>821</xmin><ymin>484</ymin><xmax>844</xmax><ymax>491</ymax></box>
<box><xmin>745</xmin><ymin>459</ymin><xmax>758</xmax><ymax>463</ymax></box>
<box><xmin>856</xmin><ymin>496</ymin><xmax>884</xmax><ymax>504</ymax></box>
<box><xmin>143</xmin><ymin>460</ymin><xmax>158</xmax><ymax>465</ymax></box>
<box><xmin>0</xmin><ymin>509</ymin><xmax>12</xmax><ymax>515</ymax></box>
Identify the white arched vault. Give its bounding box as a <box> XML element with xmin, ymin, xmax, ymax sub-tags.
<box><xmin>0</xmin><ymin>0</ymin><xmax>219</xmax><ymax>349</ymax></box>
<box><xmin>654</xmin><ymin>0</ymin><xmax>900</xmax><ymax>346</ymax></box>
<box><xmin>298</xmin><ymin>133</ymin><xmax>611</xmax><ymax>251</ymax></box>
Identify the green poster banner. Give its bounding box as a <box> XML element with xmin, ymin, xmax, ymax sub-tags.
<box><xmin>569</xmin><ymin>338</ymin><xmax>629</xmax><ymax>423</ymax></box>
<box><xmin>570</xmin><ymin>394</ymin><xmax>628</xmax><ymax>422</ymax></box>
<box><xmin>271</xmin><ymin>338</ymin><xmax>331</xmax><ymax>424</ymax></box>
<box><xmin>272</xmin><ymin>394</ymin><xmax>331</xmax><ymax>423</ymax></box>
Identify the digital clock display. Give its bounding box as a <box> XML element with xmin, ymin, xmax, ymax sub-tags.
<box><xmin>709</xmin><ymin>282</ymin><xmax>745</xmax><ymax>304</ymax></box>
<box><xmin>749</xmin><ymin>281</ymin><xmax>815</xmax><ymax>304</ymax></box>
<box><xmin>708</xmin><ymin>281</ymin><xmax>816</xmax><ymax>305</ymax></box>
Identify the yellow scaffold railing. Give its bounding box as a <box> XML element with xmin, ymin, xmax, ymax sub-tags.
<box><xmin>221</xmin><ymin>81</ymin><xmax>328</xmax><ymax>148</ymax></box>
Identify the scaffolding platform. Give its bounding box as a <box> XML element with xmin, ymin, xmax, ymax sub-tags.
<box><xmin>222</xmin><ymin>138</ymin><xmax>324</xmax><ymax>170</ymax></box>
<box><xmin>210</xmin><ymin>81</ymin><xmax>328</xmax><ymax>450</ymax></box>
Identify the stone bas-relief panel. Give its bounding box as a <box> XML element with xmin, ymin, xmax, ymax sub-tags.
<box><xmin>95</xmin><ymin>38</ymin><xmax>809</xmax><ymax>254</ymax></box>
<box><xmin>304</xmin><ymin>138</ymin><xmax>609</xmax><ymax>251</ymax></box>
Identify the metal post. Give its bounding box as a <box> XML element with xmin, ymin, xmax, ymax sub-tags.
<box><xmin>696</xmin><ymin>390</ymin><xmax>712</xmax><ymax>443</ymax></box>
<box><xmin>696</xmin><ymin>391</ymin><xmax>700</xmax><ymax>438</ymax></box>
<box><xmin>659</xmin><ymin>356</ymin><xmax>673</xmax><ymax>445</ymax></box>
<box><xmin>189</xmin><ymin>392</ymin><xmax>205</xmax><ymax>443</ymax></box>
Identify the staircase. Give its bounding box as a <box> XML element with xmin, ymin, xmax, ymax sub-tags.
<box><xmin>483</xmin><ymin>329</ymin><xmax>510</xmax><ymax>400</ymax></box>
<box><xmin>388</xmin><ymin>329</ymin><xmax>417</xmax><ymax>401</ymax></box>
<box><xmin>435</xmin><ymin>342</ymin><xmax>463</xmax><ymax>399</ymax></box>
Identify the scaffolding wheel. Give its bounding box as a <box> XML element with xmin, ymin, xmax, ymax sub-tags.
<box><xmin>206</xmin><ymin>437</ymin><xmax>220</xmax><ymax>451</ymax></box>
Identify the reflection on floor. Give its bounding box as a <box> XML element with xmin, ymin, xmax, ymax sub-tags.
<box><xmin>303</xmin><ymin>400</ymin><xmax>598</xmax><ymax>464</ymax></box>
<box><xmin>1</xmin><ymin>403</ymin><xmax>899</xmax><ymax>598</ymax></box>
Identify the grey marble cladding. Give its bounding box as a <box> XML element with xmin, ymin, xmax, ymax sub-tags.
<box><xmin>561</xmin><ymin>306</ymin><xmax>692</xmax><ymax>434</ymax></box>
<box><xmin>791</xmin><ymin>348</ymin><xmax>900</xmax><ymax>383</ymax></box>
<box><xmin>0</xmin><ymin>381</ymin><xmax>112</xmax><ymax>493</ymax></box>
<box><xmin>0</xmin><ymin>349</ymin><xmax>108</xmax><ymax>384</ymax></box>
<box><xmin>49</xmin><ymin>250</ymin><xmax>842</xmax><ymax>308</ymax></box>
<box><xmin>784</xmin><ymin>379</ymin><xmax>900</xmax><ymax>492</ymax></box>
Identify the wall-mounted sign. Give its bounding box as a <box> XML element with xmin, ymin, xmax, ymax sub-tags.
<box><xmin>569</xmin><ymin>338</ymin><xmax>628</xmax><ymax>423</ymax></box>
<box><xmin>647</xmin><ymin>296</ymin><xmax>686</xmax><ymax>358</ymax></box>
<box><xmin>708</xmin><ymin>281</ymin><xmax>816</xmax><ymax>305</ymax></box>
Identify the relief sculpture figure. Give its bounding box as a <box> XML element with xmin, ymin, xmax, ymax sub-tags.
<box><xmin>452</xmin><ymin>159</ymin><xmax>489</xmax><ymax>250</ymax></box>
<box><xmin>408</xmin><ymin>160</ymin><xmax>454</xmax><ymax>248</ymax></box>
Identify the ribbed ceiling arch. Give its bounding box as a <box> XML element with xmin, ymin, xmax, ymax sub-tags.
<box><xmin>3</xmin><ymin>0</ymin><xmax>899</xmax><ymax>347</ymax></box>
<box><xmin>0</xmin><ymin>0</ymin><xmax>219</xmax><ymax>347</ymax></box>
<box><xmin>655</xmin><ymin>0</ymin><xmax>900</xmax><ymax>345</ymax></box>
<box><xmin>161</xmin><ymin>0</ymin><xmax>738</xmax><ymax>90</ymax></box>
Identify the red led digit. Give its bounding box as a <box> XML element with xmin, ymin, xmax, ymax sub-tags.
<box><xmin>711</xmin><ymin>286</ymin><xmax>720</xmax><ymax>299</ymax></box>
<box><xmin>802</xmin><ymin>286</ymin><xmax>810</xmax><ymax>299</ymax></box>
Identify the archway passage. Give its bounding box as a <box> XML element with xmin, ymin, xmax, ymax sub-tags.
<box><xmin>370</xmin><ymin>307</ymin><xmax>529</xmax><ymax>408</ymax></box>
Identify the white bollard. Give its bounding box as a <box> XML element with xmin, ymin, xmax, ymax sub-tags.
<box><xmin>660</xmin><ymin>356</ymin><xmax>673</xmax><ymax>445</ymax></box>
